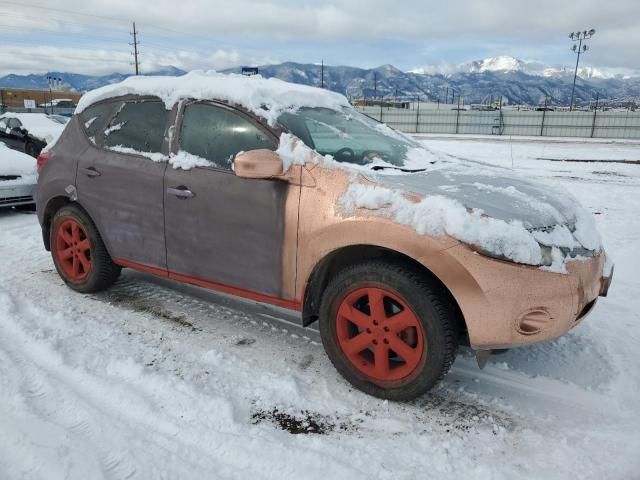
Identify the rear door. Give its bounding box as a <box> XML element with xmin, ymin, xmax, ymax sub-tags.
<box><xmin>163</xmin><ymin>101</ymin><xmax>298</xmax><ymax>300</ymax></box>
<box><xmin>75</xmin><ymin>98</ymin><xmax>172</xmax><ymax>269</ymax></box>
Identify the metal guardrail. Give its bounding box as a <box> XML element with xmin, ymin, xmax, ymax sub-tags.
<box><xmin>356</xmin><ymin>106</ymin><xmax>640</xmax><ymax>139</ymax></box>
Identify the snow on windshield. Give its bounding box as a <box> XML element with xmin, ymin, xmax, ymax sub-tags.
<box><xmin>76</xmin><ymin>71</ymin><xmax>351</xmax><ymax>126</ymax></box>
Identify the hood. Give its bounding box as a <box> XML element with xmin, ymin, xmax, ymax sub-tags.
<box><xmin>373</xmin><ymin>168</ymin><xmax>576</xmax><ymax>230</ymax></box>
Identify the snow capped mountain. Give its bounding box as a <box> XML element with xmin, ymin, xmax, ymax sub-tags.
<box><xmin>413</xmin><ymin>55</ymin><xmax>638</xmax><ymax>80</ymax></box>
<box><xmin>1</xmin><ymin>60</ymin><xmax>638</xmax><ymax>107</ymax></box>
<box><xmin>468</xmin><ymin>56</ymin><xmax>526</xmax><ymax>73</ymax></box>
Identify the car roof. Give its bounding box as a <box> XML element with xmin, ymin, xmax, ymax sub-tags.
<box><xmin>76</xmin><ymin>71</ymin><xmax>351</xmax><ymax>126</ymax></box>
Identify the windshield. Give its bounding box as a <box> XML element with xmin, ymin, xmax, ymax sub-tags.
<box><xmin>277</xmin><ymin>107</ymin><xmax>421</xmax><ymax>167</ymax></box>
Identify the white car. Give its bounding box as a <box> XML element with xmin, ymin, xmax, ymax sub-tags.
<box><xmin>0</xmin><ymin>141</ymin><xmax>37</xmax><ymax>208</ymax></box>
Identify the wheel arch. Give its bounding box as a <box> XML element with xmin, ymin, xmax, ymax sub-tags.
<box><xmin>301</xmin><ymin>244</ymin><xmax>468</xmax><ymax>344</ymax></box>
<box><xmin>41</xmin><ymin>197</ymin><xmax>98</xmax><ymax>253</ymax></box>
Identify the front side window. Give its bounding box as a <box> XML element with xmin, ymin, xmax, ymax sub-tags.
<box><xmin>104</xmin><ymin>100</ymin><xmax>169</xmax><ymax>153</ymax></box>
<box><xmin>179</xmin><ymin>103</ymin><xmax>275</xmax><ymax>170</ymax></box>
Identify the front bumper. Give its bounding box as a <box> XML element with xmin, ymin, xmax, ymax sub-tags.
<box><xmin>0</xmin><ymin>183</ymin><xmax>35</xmax><ymax>208</ymax></box>
<box><xmin>441</xmin><ymin>245</ymin><xmax>612</xmax><ymax>350</ymax></box>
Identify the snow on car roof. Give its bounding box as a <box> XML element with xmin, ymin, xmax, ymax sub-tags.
<box><xmin>75</xmin><ymin>71</ymin><xmax>352</xmax><ymax>125</ymax></box>
<box><xmin>0</xmin><ymin>112</ymin><xmax>65</xmax><ymax>144</ymax></box>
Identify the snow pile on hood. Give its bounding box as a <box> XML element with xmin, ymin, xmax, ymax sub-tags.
<box><xmin>0</xmin><ymin>141</ymin><xmax>37</xmax><ymax>184</ymax></box>
<box><xmin>76</xmin><ymin>71</ymin><xmax>351</xmax><ymax>126</ymax></box>
<box><xmin>0</xmin><ymin>113</ymin><xmax>65</xmax><ymax>144</ymax></box>
<box><xmin>340</xmin><ymin>182</ymin><xmax>545</xmax><ymax>266</ymax></box>
<box><xmin>339</xmin><ymin>177</ymin><xmax>602</xmax><ymax>271</ymax></box>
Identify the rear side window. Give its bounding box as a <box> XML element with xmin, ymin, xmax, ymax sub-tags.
<box><xmin>179</xmin><ymin>103</ymin><xmax>275</xmax><ymax>170</ymax></box>
<box><xmin>104</xmin><ymin>101</ymin><xmax>169</xmax><ymax>153</ymax></box>
<box><xmin>80</xmin><ymin>102</ymin><xmax>119</xmax><ymax>140</ymax></box>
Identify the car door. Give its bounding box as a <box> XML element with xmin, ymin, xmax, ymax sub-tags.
<box><xmin>163</xmin><ymin>101</ymin><xmax>299</xmax><ymax>301</ymax></box>
<box><xmin>75</xmin><ymin>98</ymin><xmax>172</xmax><ymax>270</ymax></box>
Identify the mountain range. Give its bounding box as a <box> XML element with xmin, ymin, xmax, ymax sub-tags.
<box><xmin>1</xmin><ymin>57</ymin><xmax>638</xmax><ymax>107</ymax></box>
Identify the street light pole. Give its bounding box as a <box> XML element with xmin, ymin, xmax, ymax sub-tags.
<box><xmin>568</xmin><ymin>29</ymin><xmax>596</xmax><ymax>111</ymax></box>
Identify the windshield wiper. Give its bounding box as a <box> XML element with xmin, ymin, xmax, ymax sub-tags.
<box><xmin>369</xmin><ymin>165</ymin><xmax>427</xmax><ymax>173</ymax></box>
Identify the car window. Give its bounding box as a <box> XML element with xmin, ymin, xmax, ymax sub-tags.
<box><xmin>8</xmin><ymin>118</ymin><xmax>22</xmax><ymax>129</ymax></box>
<box><xmin>0</xmin><ymin>118</ymin><xmax>6</xmax><ymax>129</ymax></box>
<box><xmin>80</xmin><ymin>101</ymin><xmax>121</xmax><ymax>141</ymax></box>
<box><xmin>104</xmin><ymin>100</ymin><xmax>169</xmax><ymax>153</ymax></box>
<box><xmin>179</xmin><ymin>103</ymin><xmax>275</xmax><ymax>170</ymax></box>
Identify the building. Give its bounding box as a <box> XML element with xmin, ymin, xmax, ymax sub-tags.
<box><xmin>0</xmin><ymin>88</ymin><xmax>83</xmax><ymax>108</ymax></box>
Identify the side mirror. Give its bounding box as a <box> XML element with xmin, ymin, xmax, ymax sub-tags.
<box><xmin>234</xmin><ymin>149</ymin><xmax>284</xmax><ymax>179</ymax></box>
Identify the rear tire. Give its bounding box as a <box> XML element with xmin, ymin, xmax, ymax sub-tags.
<box><xmin>50</xmin><ymin>204</ymin><xmax>121</xmax><ymax>293</ymax></box>
<box><xmin>319</xmin><ymin>261</ymin><xmax>458</xmax><ymax>401</ymax></box>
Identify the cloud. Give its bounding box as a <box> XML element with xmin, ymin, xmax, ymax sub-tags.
<box><xmin>0</xmin><ymin>0</ymin><xmax>639</xmax><ymax>74</ymax></box>
<box><xmin>0</xmin><ymin>45</ymin><xmax>277</xmax><ymax>76</ymax></box>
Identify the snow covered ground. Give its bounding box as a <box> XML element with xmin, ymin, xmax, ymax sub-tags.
<box><xmin>0</xmin><ymin>137</ymin><xmax>639</xmax><ymax>479</ymax></box>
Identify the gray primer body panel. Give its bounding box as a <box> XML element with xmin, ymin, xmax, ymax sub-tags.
<box><xmin>36</xmin><ymin>117</ymin><xmax>83</xmax><ymax>224</ymax></box>
<box><xmin>164</xmin><ymin>166</ymin><xmax>290</xmax><ymax>298</ymax></box>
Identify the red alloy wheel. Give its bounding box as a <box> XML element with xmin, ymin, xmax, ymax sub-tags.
<box><xmin>335</xmin><ymin>287</ymin><xmax>425</xmax><ymax>382</ymax></box>
<box><xmin>54</xmin><ymin>218</ymin><xmax>92</xmax><ymax>282</ymax></box>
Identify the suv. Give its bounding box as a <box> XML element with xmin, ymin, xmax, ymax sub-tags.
<box><xmin>36</xmin><ymin>73</ymin><xmax>612</xmax><ymax>400</ymax></box>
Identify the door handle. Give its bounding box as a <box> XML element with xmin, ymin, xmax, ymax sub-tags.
<box><xmin>81</xmin><ymin>166</ymin><xmax>101</xmax><ymax>178</ymax></box>
<box><xmin>167</xmin><ymin>186</ymin><xmax>195</xmax><ymax>199</ymax></box>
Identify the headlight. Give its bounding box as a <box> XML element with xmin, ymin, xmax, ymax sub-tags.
<box><xmin>473</xmin><ymin>243</ymin><xmax>554</xmax><ymax>267</ymax></box>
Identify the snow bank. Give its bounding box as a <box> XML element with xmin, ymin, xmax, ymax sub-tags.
<box><xmin>0</xmin><ymin>113</ymin><xmax>65</xmax><ymax>144</ymax></box>
<box><xmin>76</xmin><ymin>71</ymin><xmax>351</xmax><ymax>126</ymax></box>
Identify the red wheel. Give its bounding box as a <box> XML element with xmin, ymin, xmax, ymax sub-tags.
<box><xmin>319</xmin><ymin>261</ymin><xmax>458</xmax><ymax>400</ymax></box>
<box><xmin>53</xmin><ymin>218</ymin><xmax>92</xmax><ymax>282</ymax></box>
<box><xmin>50</xmin><ymin>205</ymin><xmax>121</xmax><ymax>293</ymax></box>
<box><xmin>336</xmin><ymin>287</ymin><xmax>424</xmax><ymax>382</ymax></box>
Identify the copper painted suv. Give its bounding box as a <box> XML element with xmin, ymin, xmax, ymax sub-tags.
<box><xmin>36</xmin><ymin>74</ymin><xmax>613</xmax><ymax>400</ymax></box>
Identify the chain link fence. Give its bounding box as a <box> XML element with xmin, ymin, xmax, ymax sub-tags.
<box><xmin>355</xmin><ymin>106</ymin><xmax>640</xmax><ymax>139</ymax></box>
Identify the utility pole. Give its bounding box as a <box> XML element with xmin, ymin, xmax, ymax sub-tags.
<box><xmin>374</xmin><ymin>72</ymin><xmax>378</xmax><ymax>102</ymax></box>
<box><xmin>130</xmin><ymin>21</ymin><xmax>140</xmax><ymax>75</ymax></box>
<box><xmin>568</xmin><ymin>29</ymin><xmax>596</xmax><ymax>111</ymax></box>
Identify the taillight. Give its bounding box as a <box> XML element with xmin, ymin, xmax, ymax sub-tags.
<box><xmin>36</xmin><ymin>151</ymin><xmax>51</xmax><ymax>173</ymax></box>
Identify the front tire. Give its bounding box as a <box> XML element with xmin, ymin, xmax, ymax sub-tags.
<box><xmin>319</xmin><ymin>261</ymin><xmax>458</xmax><ymax>401</ymax></box>
<box><xmin>50</xmin><ymin>205</ymin><xmax>121</xmax><ymax>293</ymax></box>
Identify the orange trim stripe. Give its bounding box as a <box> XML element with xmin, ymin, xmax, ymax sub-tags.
<box><xmin>114</xmin><ymin>258</ymin><xmax>302</xmax><ymax>311</ymax></box>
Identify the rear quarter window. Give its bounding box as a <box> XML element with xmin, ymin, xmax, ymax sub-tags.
<box><xmin>80</xmin><ymin>101</ymin><xmax>121</xmax><ymax>142</ymax></box>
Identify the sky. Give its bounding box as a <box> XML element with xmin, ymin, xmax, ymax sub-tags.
<box><xmin>0</xmin><ymin>0</ymin><xmax>638</xmax><ymax>77</ymax></box>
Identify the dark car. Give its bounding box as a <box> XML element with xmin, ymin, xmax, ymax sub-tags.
<box><xmin>0</xmin><ymin>113</ymin><xmax>65</xmax><ymax>157</ymax></box>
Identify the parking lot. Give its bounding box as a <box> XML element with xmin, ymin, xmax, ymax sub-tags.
<box><xmin>1</xmin><ymin>136</ymin><xmax>639</xmax><ymax>479</ymax></box>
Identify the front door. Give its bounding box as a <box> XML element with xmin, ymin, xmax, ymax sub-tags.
<box><xmin>163</xmin><ymin>102</ymin><xmax>297</xmax><ymax>300</ymax></box>
<box><xmin>75</xmin><ymin>98</ymin><xmax>171</xmax><ymax>269</ymax></box>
